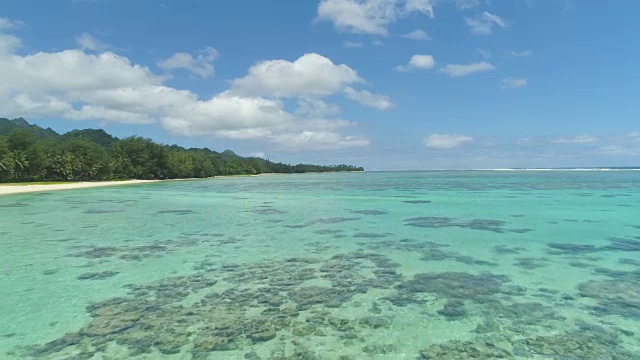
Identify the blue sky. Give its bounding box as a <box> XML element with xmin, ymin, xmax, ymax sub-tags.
<box><xmin>1</xmin><ymin>0</ymin><xmax>638</xmax><ymax>169</ymax></box>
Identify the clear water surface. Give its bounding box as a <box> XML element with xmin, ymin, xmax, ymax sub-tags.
<box><xmin>1</xmin><ymin>171</ymin><xmax>639</xmax><ymax>359</ymax></box>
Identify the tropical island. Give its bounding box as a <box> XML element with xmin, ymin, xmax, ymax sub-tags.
<box><xmin>0</xmin><ymin>117</ymin><xmax>364</xmax><ymax>184</ymax></box>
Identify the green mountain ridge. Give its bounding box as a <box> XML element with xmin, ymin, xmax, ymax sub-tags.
<box><xmin>0</xmin><ymin>118</ymin><xmax>363</xmax><ymax>183</ymax></box>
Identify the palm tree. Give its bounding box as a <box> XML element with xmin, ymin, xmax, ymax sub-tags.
<box><xmin>9</xmin><ymin>150</ymin><xmax>29</xmax><ymax>180</ymax></box>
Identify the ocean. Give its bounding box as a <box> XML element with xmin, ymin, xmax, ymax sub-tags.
<box><xmin>1</xmin><ymin>171</ymin><xmax>639</xmax><ymax>359</ymax></box>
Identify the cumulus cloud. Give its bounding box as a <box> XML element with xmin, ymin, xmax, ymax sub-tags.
<box><xmin>0</xmin><ymin>18</ymin><xmax>24</xmax><ymax>30</ymax></box>
<box><xmin>437</xmin><ymin>61</ymin><xmax>495</xmax><ymax>77</ymax></box>
<box><xmin>0</xmin><ymin>33</ymin><xmax>21</xmax><ymax>54</ymax></box>
<box><xmin>400</xmin><ymin>29</ymin><xmax>430</xmax><ymax>40</ymax></box>
<box><xmin>424</xmin><ymin>134</ymin><xmax>474</xmax><ymax>149</ymax></box>
<box><xmin>343</xmin><ymin>87</ymin><xmax>394</xmax><ymax>110</ymax></box>
<box><xmin>230</xmin><ymin>53</ymin><xmax>362</xmax><ymax>97</ymax></box>
<box><xmin>316</xmin><ymin>0</ymin><xmax>435</xmax><ymax>36</ymax></box>
<box><xmin>75</xmin><ymin>33</ymin><xmax>109</xmax><ymax>51</ymax></box>
<box><xmin>395</xmin><ymin>54</ymin><xmax>435</xmax><ymax>72</ymax></box>
<box><xmin>551</xmin><ymin>135</ymin><xmax>600</xmax><ymax>144</ymax></box>
<box><xmin>506</xmin><ymin>49</ymin><xmax>533</xmax><ymax>57</ymax></box>
<box><xmin>501</xmin><ymin>77</ymin><xmax>527</xmax><ymax>88</ymax></box>
<box><xmin>0</xmin><ymin>32</ymin><xmax>376</xmax><ymax>151</ymax></box>
<box><xmin>157</xmin><ymin>47</ymin><xmax>218</xmax><ymax>78</ymax></box>
<box><xmin>465</xmin><ymin>12</ymin><xmax>507</xmax><ymax>35</ymax></box>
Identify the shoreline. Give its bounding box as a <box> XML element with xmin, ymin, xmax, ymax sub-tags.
<box><xmin>0</xmin><ymin>171</ymin><xmax>365</xmax><ymax>196</ymax></box>
<box><xmin>0</xmin><ymin>179</ymin><xmax>165</xmax><ymax>196</ymax></box>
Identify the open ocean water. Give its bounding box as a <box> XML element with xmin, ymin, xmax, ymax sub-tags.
<box><xmin>1</xmin><ymin>171</ymin><xmax>640</xmax><ymax>359</ymax></box>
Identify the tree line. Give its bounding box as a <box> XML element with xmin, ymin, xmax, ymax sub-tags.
<box><xmin>0</xmin><ymin>118</ymin><xmax>363</xmax><ymax>183</ymax></box>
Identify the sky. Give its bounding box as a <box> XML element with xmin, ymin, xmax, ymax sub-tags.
<box><xmin>0</xmin><ymin>0</ymin><xmax>639</xmax><ymax>170</ymax></box>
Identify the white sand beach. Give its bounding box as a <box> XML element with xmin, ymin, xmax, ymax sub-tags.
<box><xmin>0</xmin><ymin>180</ymin><xmax>160</xmax><ymax>196</ymax></box>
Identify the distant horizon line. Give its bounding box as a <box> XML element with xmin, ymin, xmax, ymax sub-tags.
<box><xmin>366</xmin><ymin>167</ymin><xmax>640</xmax><ymax>172</ymax></box>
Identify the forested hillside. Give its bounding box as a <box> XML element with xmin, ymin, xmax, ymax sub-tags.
<box><xmin>0</xmin><ymin>118</ymin><xmax>363</xmax><ymax>182</ymax></box>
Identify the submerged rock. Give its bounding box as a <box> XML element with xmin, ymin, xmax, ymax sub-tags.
<box><xmin>419</xmin><ymin>340</ymin><xmax>513</xmax><ymax>359</ymax></box>
<box><xmin>437</xmin><ymin>299</ymin><xmax>467</xmax><ymax>320</ymax></box>
<box><xmin>349</xmin><ymin>209</ymin><xmax>388</xmax><ymax>215</ymax></box>
<box><xmin>77</xmin><ymin>270</ymin><xmax>119</xmax><ymax>280</ymax></box>
<box><xmin>547</xmin><ymin>243</ymin><xmax>599</xmax><ymax>255</ymax></box>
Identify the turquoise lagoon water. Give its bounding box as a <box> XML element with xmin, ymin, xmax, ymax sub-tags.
<box><xmin>1</xmin><ymin>171</ymin><xmax>640</xmax><ymax>359</ymax></box>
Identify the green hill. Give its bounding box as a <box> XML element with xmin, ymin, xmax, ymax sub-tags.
<box><xmin>0</xmin><ymin>118</ymin><xmax>363</xmax><ymax>182</ymax></box>
<box><xmin>0</xmin><ymin>117</ymin><xmax>60</xmax><ymax>141</ymax></box>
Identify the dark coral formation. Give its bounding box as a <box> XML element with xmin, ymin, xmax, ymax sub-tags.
<box><xmin>578</xmin><ymin>269</ymin><xmax>640</xmax><ymax>319</ymax></box>
<box><xmin>156</xmin><ymin>209</ymin><xmax>195</xmax><ymax>215</ymax></box>
<box><xmin>349</xmin><ymin>209</ymin><xmax>388</xmax><ymax>215</ymax></box>
<box><xmin>68</xmin><ymin>237</ymin><xmax>207</xmax><ymax>262</ymax></box>
<box><xmin>548</xmin><ymin>236</ymin><xmax>640</xmax><ymax>255</ymax></box>
<box><xmin>353</xmin><ymin>232</ymin><xmax>388</xmax><ymax>238</ymax></box>
<box><xmin>397</xmin><ymin>272</ymin><xmax>510</xmax><ymax>301</ymax></box>
<box><xmin>404</xmin><ymin>217</ymin><xmax>509</xmax><ymax>233</ymax></box>
<box><xmin>513</xmin><ymin>257</ymin><xmax>548</xmax><ymax>270</ymax></box>
<box><xmin>492</xmin><ymin>245</ymin><xmax>525</xmax><ymax>255</ymax></box>
<box><xmin>83</xmin><ymin>208</ymin><xmax>126</xmax><ymax>214</ymax></box>
<box><xmin>77</xmin><ymin>270</ymin><xmax>119</xmax><ymax>280</ymax></box>
<box><xmin>26</xmin><ymin>251</ymin><xmax>406</xmax><ymax>358</ymax></box>
<box><xmin>311</xmin><ymin>217</ymin><xmax>360</xmax><ymax>225</ymax></box>
<box><xmin>546</xmin><ymin>242</ymin><xmax>599</xmax><ymax>255</ymax></box>
<box><xmin>250</xmin><ymin>208</ymin><xmax>287</xmax><ymax>215</ymax></box>
<box><xmin>419</xmin><ymin>340</ymin><xmax>513</xmax><ymax>359</ymax></box>
<box><xmin>605</xmin><ymin>237</ymin><xmax>640</xmax><ymax>251</ymax></box>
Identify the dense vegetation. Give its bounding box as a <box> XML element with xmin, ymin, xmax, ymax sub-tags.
<box><xmin>0</xmin><ymin>118</ymin><xmax>363</xmax><ymax>183</ymax></box>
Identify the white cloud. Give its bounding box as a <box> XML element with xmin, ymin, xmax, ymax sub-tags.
<box><xmin>0</xmin><ymin>34</ymin><xmax>375</xmax><ymax>152</ymax></box>
<box><xmin>551</xmin><ymin>135</ymin><xmax>600</xmax><ymax>144</ymax></box>
<box><xmin>437</xmin><ymin>61</ymin><xmax>495</xmax><ymax>77</ymax></box>
<box><xmin>627</xmin><ymin>131</ymin><xmax>640</xmax><ymax>139</ymax></box>
<box><xmin>161</xmin><ymin>92</ymin><xmax>293</xmax><ymax>136</ymax></box>
<box><xmin>400</xmin><ymin>29</ymin><xmax>430</xmax><ymax>40</ymax></box>
<box><xmin>231</xmin><ymin>53</ymin><xmax>362</xmax><ymax>97</ymax></box>
<box><xmin>501</xmin><ymin>77</ymin><xmax>527</xmax><ymax>88</ymax></box>
<box><xmin>157</xmin><ymin>47</ymin><xmax>218</xmax><ymax>78</ymax></box>
<box><xmin>424</xmin><ymin>134</ymin><xmax>474</xmax><ymax>149</ymax></box>
<box><xmin>271</xmin><ymin>131</ymin><xmax>370</xmax><ymax>151</ymax></box>
<box><xmin>0</xmin><ymin>33</ymin><xmax>21</xmax><ymax>54</ymax></box>
<box><xmin>456</xmin><ymin>0</ymin><xmax>480</xmax><ymax>10</ymax></box>
<box><xmin>465</xmin><ymin>12</ymin><xmax>507</xmax><ymax>35</ymax></box>
<box><xmin>344</xmin><ymin>41</ymin><xmax>364</xmax><ymax>48</ymax></box>
<box><xmin>476</xmin><ymin>49</ymin><xmax>492</xmax><ymax>59</ymax></box>
<box><xmin>295</xmin><ymin>97</ymin><xmax>341</xmax><ymax>118</ymax></box>
<box><xmin>0</xmin><ymin>18</ymin><xmax>24</xmax><ymax>30</ymax></box>
<box><xmin>343</xmin><ymin>86</ymin><xmax>394</xmax><ymax>110</ymax></box>
<box><xmin>316</xmin><ymin>0</ymin><xmax>435</xmax><ymax>36</ymax></box>
<box><xmin>395</xmin><ymin>54</ymin><xmax>435</xmax><ymax>72</ymax></box>
<box><xmin>75</xmin><ymin>33</ymin><xmax>109</xmax><ymax>52</ymax></box>
<box><xmin>506</xmin><ymin>49</ymin><xmax>533</xmax><ymax>57</ymax></box>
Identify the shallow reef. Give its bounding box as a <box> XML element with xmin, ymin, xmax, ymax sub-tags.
<box><xmin>68</xmin><ymin>237</ymin><xmax>209</xmax><ymax>262</ymax></box>
<box><xmin>404</xmin><ymin>216</ymin><xmax>514</xmax><ymax>233</ymax></box>
<box><xmin>25</xmin><ymin>251</ymin><xmax>407</xmax><ymax>358</ymax></box>
<box><xmin>578</xmin><ymin>269</ymin><xmax>640</xmax><ymax>319</ymax></box>
<box><xmin>17</xmin><ymin>244</ymin><xmax>640</xmax><ymax>359</ymax></box>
